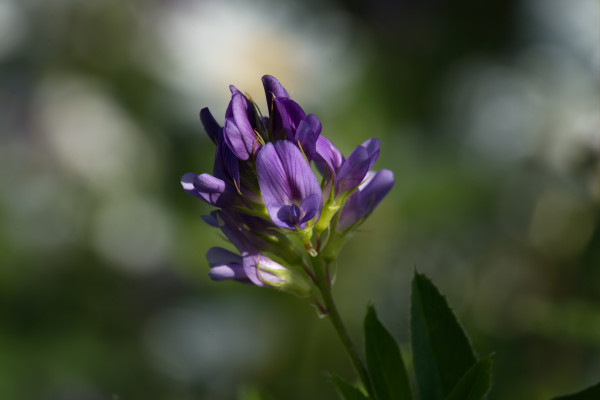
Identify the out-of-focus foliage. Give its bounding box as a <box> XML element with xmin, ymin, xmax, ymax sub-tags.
<box><xmin>0</xmin><ymin>0</ymin><xmax>597</xmax><ymax>399</ymax></box>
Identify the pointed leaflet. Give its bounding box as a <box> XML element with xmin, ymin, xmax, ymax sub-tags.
<box><xmin>445</xmin><ymin>356</ymin><xmax>493</xmax><ymax>400</ymax></box>
<box><xmin>410</xmin><ymin>272</ymin><xmax>477</xmax><ymax>400</ymax></box>
<box><xmin>329</xmin><ymin>375</ymin><xmax>368</xmax><ymax>400</ymax></box>
<box><xmin>364</xmin><ymin>305</ymin><xmax>412</xmax><ymax>400</ymax></box>
<box><xmin>553</xmin><ymin>382</ymin><xmax>600</xmax><ymax>400</ymax></box>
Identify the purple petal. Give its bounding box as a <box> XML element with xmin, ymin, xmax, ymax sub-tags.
<box><xmin>358</xmin><ymin>169</ymin><xmax>394</xmax><ymax>214</ymax></box>
<box><xmin>206</xmin><ymin>247</ymin><xmax>250</xmax><ymax>283</ymax></box>
<box><xmin>295</xmin><ymin>114</ymin><xmax>322</xmax><ymax>162</ymax></box>
<box><xmin>224</xmin><ymin>92</ymin><xmax>260</xmax><ymax>160</ymax></box>
<box><xmin>361</xmin><ymin>138</ymin><xmax>380</xmax><ymax>171</ymax></box>
<box><xmin>335</xmin><ymin>146</ymin><xmax>371</xmax><ymax>195</ymax></box>
<box><xmin>181</xmin><ymin>172</ymin><xmax>237</xmax><ymax>207</ymax></box>
<box><xmin>213</xmin><ymin>139</ymin><xmax>240</xmax><ymax>188</ymax></box>
<box><xmin>201</xmin><ymin>211</ymin><xmax>219</xmax><ymax>227</ymax></box>
<box><xmin>239</xmin><ymin>214</ymin><xmax>277</xmax><ymax>235</ymax></box>
<box><xmin>299</xmin><ymin>193</ymin><xmax>320</xmax><ymax>224</ymax></box>
<box><xmin>337</xmin><ymin>190</ymin><xmax>361</xmax><ymax>231</ymax></box>
<box><xmin>337</xmin><ymin>169</ymin><xmax>394</xmax><ymax>230</ymax></box>
<box><xmin>258</xmin><ymin>116</ymin><xmax>269</xmax><ymax>134</ymax></box>
<box><xmin>207</xmin><ymin>247</ymin><xmax>242</xmax><ymax>267</ymax></box>
<box><xmin>213</xmin><ymin>210</ymin><xmax>279</xmax><ymax>258</ymax></box>
<box><xmin>256</xmin><ymin>143</ymin><xmax>289</xmax><ymax>205</ymax></box>
<box><xmin>335</xmin><ymin>138</ymin><xmax>380</xmax><ymax>196</ymax></box>
<box><xmin>243</xmin><ymin>253</ymin><xmax>286</xmax><ymax>287</ymax></box>
<box><xmin>199</xmin><ymin>107</ymin><xmax>220</xmax><ymax>144</ymax></box>
<box><xmin>256</xmin><ymin>141</ymin><xmax>322</xmax><ymax>230</ymax></box>
<box><xmin>273</xmin><ymin>98</ymin><xmax>307</xmax><ymax>141</ymax></box>
<box><xmin>181</xmin><ymin>172</ymin><xmax>200</xmax><ymax>198</ymax></box>
<box><xmin>277</xmin><ymin>204</ymin><xmax>302</xmax><ymax>227</ymax></box>
<box><xmin>214</xmin><ymin>210</ymin><xmax>257</xmax><ymax>256</ymax></box>
<box><xmin>262</xmin><ymin>75</ymin><xmax>290</xmax><ymax>113</ymax></box>
<box><xmin>194</xmin><ymin>174</ymin><xmax>232</xmax><ymax>205</ymax></box>
<box><xmin>315</xmin><ymin>135</ymin><xmax>344</xmax><ymax>175</ymax></box>
<box><xmin>209</xmin><ymin>265</ymin><xmax>250</xmax><ymax>283</ymax></box>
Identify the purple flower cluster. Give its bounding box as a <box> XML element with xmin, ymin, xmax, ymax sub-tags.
<box><xmin>182</xmin><ymin>76</ymin><xmax>393</xmax><ymax>295</ymax></box>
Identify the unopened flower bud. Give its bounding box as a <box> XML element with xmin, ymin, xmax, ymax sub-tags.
<box><xmin>244</xmin><ymin>254</ymin><xmax>312</xmax><ymax>297</ymax></box>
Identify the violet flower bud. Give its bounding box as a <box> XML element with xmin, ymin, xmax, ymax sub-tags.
<box><xmin>180</xmin><ymin>172</ymin><xmax>240</xmax><ymax>208</ymax></box>
<box><xmin>335</xmin><ymin>138</ymin><xmax>380</xmax><ymax>197</ymax></box>
<box><xmin>262</xmin><ymin>74</ymin><xmax>290</xmax><ymax>113</ymax></box>
<box><xmin>207</xmin><ymin>247</ymin><xmax>251</xmax><ymax>284</ymax></box>
<box><xmin>206</xmin><ymin>247</ymin><xmax>310</xmax><ymax>296</ymax></box>
<box><xmin>223</xmin><ymin>91</ymin><xmax>262</xmax><ymax>161</ymax></box>
<box><xmin>243</xmin><ymin>253</ymin><xmax>311</xmax><ymax>297</ymax></box>
<box><xmin>337</xmin><ymin>169</ymin><xmax>395</xmax><ymax>231</ymax></box>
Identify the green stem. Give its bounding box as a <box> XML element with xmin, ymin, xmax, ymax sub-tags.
<box><xmin>314</xmin><ymin>258</ymin><xmax>374</xmax><ymax>398</ymax></box>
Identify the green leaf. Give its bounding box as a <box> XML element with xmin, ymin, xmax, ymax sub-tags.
<box><xmin>553</xmin><ymin>381</ymin><xmax>600</xmax><ymax>400</ymax></box>
<box><xmin>410</xmin><ymin>272</ymin><xmax>477</xmax><ymax>400</ymax></box>
<box><xmin>445</xmin><ymin>356</ymin><xmax>493</xmax><ymax>400</ymax></box>
<box><xmin>364</xmin><ymin>305</ymin><xmax>412</xmax><ymax>400</ymax></box>
<box><xmin>329</xmin><ymin>374</ymin><xmax>369</xmax><ymax>400</ymax></box>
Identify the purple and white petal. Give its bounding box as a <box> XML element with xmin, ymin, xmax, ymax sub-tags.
<box><xmin>181</xmin><ymin>172</ymin><xmax>201</xmax><ymax>199</ymax></box>
<box><xmin>207</xmin><ymin>247</ymin><xmax>242</xmax><ymax>267</ymax></box>
<box><xmin>181</xmin><ymin>172</ymin><xmax>238</xmax><ymax>207</ymax></box>
<box><xmin>243</xmin><ymin>253</ymin><xmax>286</xmax><ymax>287</ymax></box>
<box><xmin>206</xmin><ymin>247</ymin><xmax>250</xmax><ymax>283</ymax></box>
<box><xmin>209</xmin><ymin>265</ymin><xmax>251</xmax><ymax>283</ymax></box>
<box><xmin>335</xmin><ymin>139</ymin><xmax>381</xmax><ymax>196</ymax></box>
<box><xmin>358</xmin><ymin>169</ymin><xmax>394</xmax><ymax>215</ymax></box>
<box><xmin>337</xmin><ymin>169</ymin><xmax>394</xmax><ymax>230</ymax></box>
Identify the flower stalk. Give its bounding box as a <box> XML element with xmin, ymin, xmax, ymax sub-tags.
<box><xmin>312</xmin><ymin>256</ymin><xmax>374</xmax><ymax>399</ymax></box>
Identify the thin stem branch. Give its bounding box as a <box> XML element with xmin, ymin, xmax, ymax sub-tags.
<box><xmin>301</xmin><ymin>263</ymin><xmax>318</xmax><ymax>285</ymax></box>
<box><xmin>314</xmin><ymin>258</ymin><xmax>374</xmax><ymax>398</ymax></box>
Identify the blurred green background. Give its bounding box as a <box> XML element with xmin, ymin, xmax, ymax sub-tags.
<box><xmin>1</xmin><ymin>0</ymin><xmax>598</xmax><ymax>399</ymax></box>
